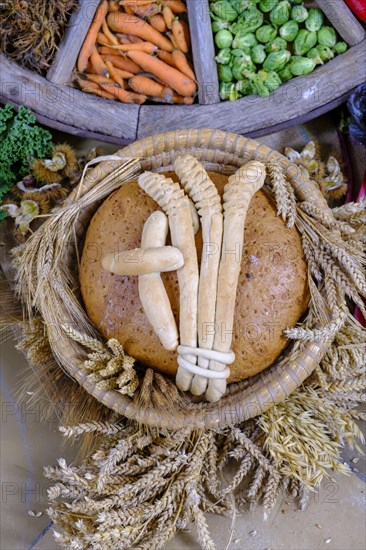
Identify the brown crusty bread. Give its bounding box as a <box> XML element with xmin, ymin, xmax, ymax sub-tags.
<box><xmin>79</xmin><ymin>171</ymin><xmax>309</xmax><ymax>383</ymax></box>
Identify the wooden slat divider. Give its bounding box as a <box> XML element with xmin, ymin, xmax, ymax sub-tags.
<box><xmin>47</xmin><ymin>0</ymin><xmax>99</xmax><ymax>85</ymax></box>
<box><xmin>186</xmin><ymin>0</ymin><xmax>220</xmax><ymax>105</ymax></box>
<box><xmin>315</xmin><ymin>0</ymin><xmax>365</xmax><ymax>46</ymax></box>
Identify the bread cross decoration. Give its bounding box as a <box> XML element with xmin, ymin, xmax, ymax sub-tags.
<box><xmin>102</xmin><ymin>157</ymin><xmax>266</xmax><ymax>402</ymax></box>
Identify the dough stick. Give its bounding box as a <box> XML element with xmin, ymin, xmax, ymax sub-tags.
<box><xmin>138</xmin><ymin>172</ymin><xmax>199</xmax><ymax>391</ymax></box>
<box><xmin>174</xmin><ymin>155</ymin><xmax>223</xmax><ymax>396</ymax></box>
<box><xmin>102</xmin><ymin>245</ymin><xmax>183</xmax><ymax>276</ymax></box>
<box><xmin>138</xmin><ymin>211</ymin><xmax>181</xmax><ymax>351</ymax></box>
<box><xmin>207</xmin><ymin>161</ymin><xmax>266</xmax><ymax>402</ymax></box>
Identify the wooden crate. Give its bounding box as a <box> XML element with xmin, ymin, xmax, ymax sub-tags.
<box><xmin>0</xmin><ymin>0</ymin><xmax>365</xmax><ymax>143</ymax></box>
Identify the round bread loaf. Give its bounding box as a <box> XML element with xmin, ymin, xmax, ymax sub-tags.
<box><xmin>80</xmin><ymin>171</ymin><xmax>309</xmax><ymax>383</ymax></box>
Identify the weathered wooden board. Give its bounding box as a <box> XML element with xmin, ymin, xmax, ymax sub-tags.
<box><xmin>315</xmin><ymin>0</ymin><xmax>365</xmax><ymax>46</ymax></box>
<box><xmin>1</xmin><ymin>0</ymin><xmax>365</xmax><ymax>142</ymax></box>
<box><xmin>137</xmin><ymin>39</ymin><xmax>366</xmax><ymax>138</ymax></box>
<box><xmin>47</xmin><ymin>0</ymin><xmax>99</xmax><ymax>85</ymax></box>
<box><xmin>186</xmin><ymin>0</ymin><xmax>220</xmax><ymax>105</ymax></box>
<box><xmin>0</xmin><ymin>54</ymin><xmax>139</xmax><ymax>141</ymax></box>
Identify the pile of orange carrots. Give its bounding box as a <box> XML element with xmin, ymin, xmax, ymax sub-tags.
<box><xmin>76</xmin><ymin>0</ymin><xmax>197</xmax><ymax>105</ymax></box>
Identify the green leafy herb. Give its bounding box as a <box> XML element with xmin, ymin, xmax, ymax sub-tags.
<box><xmin>0</xmin><ymin>105</ymin><xmax>53</xmax><ymax>203</ymax></box>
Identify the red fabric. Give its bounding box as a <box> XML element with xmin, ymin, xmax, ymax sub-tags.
<box><xmin>344</xmin><ymin>0</ymin><xmax>366</xmax><ymax>21</ymax></box>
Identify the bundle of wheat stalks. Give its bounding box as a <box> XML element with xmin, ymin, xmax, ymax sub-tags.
<box><xmin>4</xmin><ymin>136</ymin><xmax>365</xmax><ymax>550</ymax></box>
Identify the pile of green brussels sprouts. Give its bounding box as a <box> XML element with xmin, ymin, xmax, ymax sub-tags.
<box><xmin>210</xmin><ymin>0</ymin><xmax>348</xmax><ymax>101</ymax></box>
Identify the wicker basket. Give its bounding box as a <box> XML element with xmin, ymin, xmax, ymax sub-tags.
<box><xmin>43</xmin><ymin>129</ymin><xmax>333</xmax><ymax>430</ymax></box>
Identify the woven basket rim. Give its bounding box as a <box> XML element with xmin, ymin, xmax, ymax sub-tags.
<box><xmin>57</xmin><ymin>129</ymin><xmax>333</xmax><ymax>429</ymax></box>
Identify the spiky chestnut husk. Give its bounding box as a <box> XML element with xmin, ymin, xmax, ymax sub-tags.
<box><xmin>11</xmin><ymin>183</ymin><xmax>69</xmax><ymax>213</ymax></box>
<box><xmin>32</xmin><ymin>159</ymin><xmax>63</xmax><ymax>184</ymax></box>
<box><xmin>52</xmin><ymin>144</ymin><xmax>78</xmax><ymax>179</ymax></box>
<box><xmin>320</xmin><ymin>154</ymin><xmax>348</xmax><ymax>200</ymax></box>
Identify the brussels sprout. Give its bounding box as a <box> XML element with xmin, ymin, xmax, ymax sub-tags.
<box><xmin>231</xmin><ymin>6</ymin><xmax>264</xmax><ymax>33</ymax></box>
<box><xmin>278</xmin><ymin>64</ymin><xmax>292</xmax><ymax>82</ymax></box>
<box><xmin>215</xmin><ymin>48</ymin><xmax>232</xmax><ymax>65</ymax></box>
<box><xmin>243</xmin><ymin>70</ymin><xmax>270</xmax><ymax>97</ymax></box>
<box><xmin>215</xmin><ymin>29</ymin><xmax>234</xmax><ymax>49</ymax></box>
<box><xmin>251</xmin><ymin>44</ymin><xmax>267</xmax><ymax>64</ymax></box>
<box><xmin>305</xmin><ymin>8</ymin><xmax>324</xmax><ymax>32</ymax></box>
<box><xmin>231</xmin><ymin>53</ymin><xmax>254</xmax><ymax>80</ymax></box>
<box><xmin>220</xmin><ymin>82</ymin><xmax>241</xmax><ymax>101</ymax></box>
<box><xmin>212</xmin><ymin>18</ymin><xmax>230</xmax><ymax>33</ymax></box>
<box><xmin>232</xmin><ymin>31</ymin><xmax>257</xmax><ymax>50</ymax></box>
<box><xmin>259</xmin><ymin>0</ymin><xmax>279</xmax><ymax>13</ymax></box>
<box><xmin>289</xmin><ymin>56</ymin><xmax>316</xmax><ymax>76</ymax></box>
<box><xmin>218</xmin><ymin>64</ymin><xmax>233</xmax><ymax>82</ymax></box>
<box><xmin>269</xmin><ymin>1</ymin><xmax>291</xmax><ymax>26</ymax></box>
<box><xmin>231</xmin><ymin>49</ymin><xmax>254</xmax><ymax>64</ymax></box>
<box><xmin>334</xmin><ymin>41</ymin><xmax>348</xmax><ymax>54</ymax></box>
<box><xmin>230</xmin><ymin>0</ymin><xmax>260</xmax><ymax>12</ymax></box>
<box><xmin>256</xmin><ymin>25</ymin><xmax>277</xmax><ymax>43</ymax></box>
<box><xmin>291</xmin><ymin>5</ymin><xmax>308</xmax><ymax>23</ymax></box>
<box><xmin>279</xmin><ymin>20</ymin><xmax>299</xmax><ymax>42</ymax></box>
<box><xmin>306</xmin><ymin>47</ymin><xmax>324</xmax><ymax>65</ymax></box>
<box><xmin>210</xmin><ymin>1</ymin><xmax>238</xmax><ymax>22</ymax></box>
<box><xmin>265</xmin><ymin>37</ymin><xmax>287</xmax><ymax>52</ymax></box>
<box><xmin>317</xmin><ymin>44</ymin><xmax>335</xmax><ymax>61</ymax></box>
<box><xmin>293</xmin><ymin>29</ymin><xmax>317</xmax><ymax>55</ymax></box>
<box><xmin>231</xmin><ymin>48</ymin><xmax>250</xmax><ymax>59</ymax></box>
<box><xmin>258</xmin><ymin>69</ymin><xmax>282</xmax><ymax>92</ymax></box>
<box><xmin>263</xmin><ymin>49</ymin><xmax>291</xmax><ymax>71</ymax></box>
<box><xmin>318</xmin><ymin>26</ymin><xmax>337</xmax><ymax>48</ymax></box>
<box><xmin>235</xmin><ymin>79</ymin><xmax>252</xmax><ymax>95</ymax></box>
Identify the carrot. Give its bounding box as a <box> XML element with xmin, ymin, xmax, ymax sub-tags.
<box><xmin>105</xmin><ymin>59</ymin><xmax>126</xmax><ymax>87</ymax></box>
<box><xmin>78</xmin><ymin>78</ymin><xmax>116</xmax><ymax>100</ymax></box>
<box><xmin>108</xmin><ymin>0</ymin><xmax>120</xmax><ymax>11</ymax></box>
<box><xmin>78</xmin><ymin>0</ymin><xmax>109</xmax><ymax>72</ymax></box>
<box><xmin>149</xmin><ymin>92</ymin><xmax>194</xmax><ymax>104</ymax></box>
<box><xmin>90</xmin><ymin>47</ymin><xmax>110</xmax><ymax>76</ymax></box>
<box><xmin>107</xmin><ymin>12</ymin><xmax>173</xmax><ymax>51</ymax></box>
<box><xmin>96</xmin><ymin>32</ymin><xmax>111</xmax><ymax>46</ymax></box>
<box><xmin>162</xmin><ymin>5</ymin><xmax>174</xmax><ymax>29</ymax></box>
<box><xmin>99</xmin><ymin>81</ymin><xmax>148</xmax><ymax>103</ymax></box>
<box><xmin>117</xmin><ymin>34</ymin><xmax>144</xmax><ymax>44</ymax></box>
<box><xmin>102</xmin><ymin>19</ymin><xmax>119</xmax><ymax>45</ymax></box>
<box><xmin>172</xmin><ymin>17</ymin><xmax>188</xmax><ymax>53</ymax></box>
<box><xmin>148</xmin><ymin>14</ymin><xmax>167</xmax><ymax>33</ymax></box>
<box><xmin>167</xmin><ymin>30</ymin><xmax>179</xmax><ymax>50</ymax></box>
<box><xmin>128</xmin><ymin>75</ymin><xmax>173</xmax><ymax>99</ymax></box>
<box><xmin>171</xmin><ymin>93</ymin><xmax>194</xmax><ymax>104</ymax></box>
<box><xmin>162</xmin><ymin>0</ymin><xmax>186</xmax><ymax>14</ymax></box>
<box><xmin>127</xmin><ymin>50</ymin><xmax>196</xmax><ymax>96</ymax></box>
<box><xmin>113</xmin><ymin>67</ymin><xmax>135</xmax><ymax>79</ymax></box>
<box><xmin>120</xmin><ymin>0</ymin><xmax>156</xmax><ymax>5</ymax></box>
<box><xmin>125</xmin><ymin>35</ymin><xmax>144</xmax><ymax>44</ymax></box>
<box><xmin>180</xmin><ymin>19</ymin><xmax>191</xmax><ymax>50</ymax></box>
<box><xmin>116</xmin><ymin>34</ymin><xmax>132</xmax><ymax>44</ymax></box>
<box><xmin>85</xmin><ymin>73</ymin><xmax>112</xmax><ymax>85</ymax></box>
<box><xmin>123</xmin><ymin>4</ymin><xmax>135</xmax><ymax>14</ymax></box>
<box><xmin>107</xmin><ymin>42</ymin><xmax>158</xmax><ymax>53</ymax></box>
<box><xmin>156</xmin><ymin>49</ymin><xmax>176</xmax><ymax>67</ymax></box>
<box><xmin>133</xmin><ymin>3</ymin><xmax>161</xmax><ymax>17</ymax></box>
<box><xmin>172</xmin><ymin>49</ymin><xmax>195</xmax><ymax>81</ymax></box>
<box><xmin>101</xmin><ymin>54</ymin><xmax>141</xmax><ymax>73</ymax></box>
<box><xmin>99</xmin><ymin>46</ymin><xmax>123</xmax><ymax>55</ymax></box>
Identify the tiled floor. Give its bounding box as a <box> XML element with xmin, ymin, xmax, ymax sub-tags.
<box><xmin>1</xmin><ymin>337</ymin><xmax>365</xmax><ymax>550</ymax></box>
